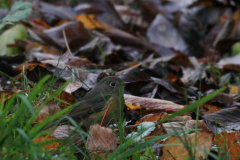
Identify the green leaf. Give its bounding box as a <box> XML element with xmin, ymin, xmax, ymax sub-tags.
<box><xmin>231</xmin><ymin>42</ymin><xmax>240</xmax><ymax>57</ymax></box>
<box><xmin>126</xmin><ymin>122</ymin><xmax>156</xmax><ymax>142</ymax></box>
<box><xmin>0</xmin><ymin>24</ymin><xmax>27</xmax><ymax>55</ymax></box>
<box><xmin>2</xmin><ymin>1</ymin><xmax>32</xmax><ymax>23</ymax></box>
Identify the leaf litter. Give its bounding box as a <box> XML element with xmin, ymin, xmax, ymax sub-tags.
<box><xmin>1</xmin><ymin>0</ymin><xmax>240</xmax><ymax>159</ymax></box>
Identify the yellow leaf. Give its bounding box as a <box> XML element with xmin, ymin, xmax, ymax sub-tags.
<box><xmin>126</xmin><ymin>103</ymin><xmax>141</xmax><ymax>110</ymax></box>
<box><xmin>229</xmin><ymin>85</ymin><xmax>238</xmax><ymax>94</ymax></box>
<box><xmin>75</xmin><ymin>14</ymin><xmax>108</xmax><ymax>30</ymax></box>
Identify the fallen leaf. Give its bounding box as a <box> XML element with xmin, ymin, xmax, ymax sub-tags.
<box><xmin>59</xmin><ymin>91</ymin><xmax>77</xmax><ymax>109</ymax></box>
<box><xmin>224</xmin><ymin>64</ymin><xmax>240</xmax><ymax>72</ymax></box>
<box><xmin>160</xmin><ymin>132</ymin><xmax>213</xmax><ymax>160</ymax></box>
<box><xmin>203</xmin><ymin>107</ymin><xmax>240</xmax><ymax>130</ymax></box>
<box><xmin>75</xmin><ymin>14</ymin><xmax>108</xmax><ymax>30</ymax></box>
<box><xmin>168</xmin><ymin>116</ymin><xmax>192</xmax><ymax>122</ymax></box>
<box><xmin>124</xmin><ymin>94</ymin><xmax>184</xmax><ymax>110</ymax></box>
<box><xmin>135</xmin><ymin>114</ymin><xmax>161</xmax><ymax>124</ymax></box>
<box><xmin>217</xmin><ymin>54</ymin><xmax>240</xmax><ymax>69</ymax></box>
<box><xmin>169</xmin><ymin>52</ymin><xmax>193</xmax><ymax>68</ymax></box>
<box><xmin>184</xmin><ymin>120</ymin><xmax>212</xmax><ymax>134</ymax></box>
<box><xmin>126</xmin><ymin>103</ymin><xmax>141</xmax><ymax>110</ymax></box>
<box><xmin>25</xmin><ymin>42</ymin><xmax>60</xmax><ymax>57</ymax></box>
<box><xmin>214</xmin><ymin>132</ymin><xmax>240</xmax><ymax>160</ymax></box>
<box><xmin>0</xmin><ymin>24</ymin><xmax>27</xmax><ymax>56</ymax></box>
<box><xmin>34</xmin><ymin>136</ymin><xmax>60</xmax><ymax>149</ymax></box>
<box><xmin>135</xmin><ymin>114</ymin><xmax>166</xmax><ymax>140</ymax></box>
<box><xmin>147</xmin><ymin>14</ymin><xmax>188</xmax><ymax>52</ymax></box>
<box><xmin>43</xmin><ymin>21</ymin><xmax>91</xmax><ymax>51</ymax></box>
<box><xmin>14</xmin><ymin>61</ymin><xmax>46</xmax><ymax>71</ymax></box>
<box><xmin>39</xmin><ymin>2</ymin><xmax>75</xmax><ymax>25</ymax></box>
<box><xmin>229</xmin><ymin>85</ymin><xmax>239</xmax><ymax>94</ymax></box>
<box><xmin>86</xmin><ymin>124</ymin><xmax>118</xmax><ymax>152</ymax></box>
<box><xmin>64</xmin><ymin>81</ymin><xmax>83</xmax><ymax>94</ymax></box>
<box><xmin>51</xmin><ymin>125</ymin><xmax>75</xmax><ymax>139</ymax></box>
<box><xmin>55</xmin><ymin>20</ymin><xmax>70</xmax><ymax>26</ymax></box>
<box><xmin>162</xmin><ymin>122</ymin><xmax>185</xmax><ymax>133</ymax></box>
<box><xmin>0</xmin><ymin>90</ymin><xmax>17</xmax><ymax>104</ymax></box>
<box><xmin>30</xmin><ymin>19</ymin><xmax>50</xmax><ymax>32</ymax></box>
<box><xmin>36</xmin><ymin>101</ymin><xmax>61</xmax><ymax>124</ymax></box>
<box><xmin>200</xmin><ymin>104</ymin><xmax>222</xmax><ymax>115</ymax></box>
<box><xmin>126</xmin><ymin>122</ymin><xmax>156</xmax><ymax>142</ymax></box>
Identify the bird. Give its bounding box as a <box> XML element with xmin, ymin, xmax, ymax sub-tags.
<box><xmin>52</xmin><ymin>76</ymin><xmax>125</xmax><ymax>128</ymax></box>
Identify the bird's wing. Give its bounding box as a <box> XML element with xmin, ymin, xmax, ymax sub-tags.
<box><xmin>61</xmin><ymin>95</ymin><xmax>111</xmax><ymax>124</ymax></box>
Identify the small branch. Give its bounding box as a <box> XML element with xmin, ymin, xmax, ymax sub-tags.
<box><xmin>62</xmin><ymin>28</ymin><xmax>73</xmax><ymax>57</ymax></box>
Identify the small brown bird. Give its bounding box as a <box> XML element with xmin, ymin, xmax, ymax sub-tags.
<box><xmin>58</xmin><ymin>76</ymin><xmax>125</xmax><ymax>128</ymax></box>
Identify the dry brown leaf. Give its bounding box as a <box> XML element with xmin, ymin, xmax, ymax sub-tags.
<box><xmin>86</xmin><ymin>124</ymin><xmax>118</xmax><ymax>152</ymax></box>
<box><xmin>184</xmin><ymin>120</ymin><xmax>212</xmax><ymax>134</ymax></box>
<box><xmin>200</xmin><ymin>104</ymin><xmax>222</xmax><ymax>115</ymax></box>
<box><xmin>51</xmin><ymin>125</ymin><xmax>75</xmax><ymax>139</ymax></box>
<box><xmin>30</xmin><ymin>19</ymin><xmax>50</xmax><ymax>32</ymax></box>
<box><xmin>66</xmin><ymin>56</ymin><xmax>92</xmax><ymax>67</ymax></box>
<box><xmin>168</xmin><ymin>116</ymin><xmax>192</xmax><ymax>122</ymax></box>
<box><xmin>124</xmin><ymin>94</ymin><xmax>184</xmax><ymax>110</ymax></box>
<box><xmin>169</xmin><ymin>52</ymin><xmax>193</xmax><ymax>68</ymax></box>
<box><xmin>235</xmin><ymin>131</ymin><xmax>240</xmax><ymax>142</ymax></box>
<box><xmin>55</xmin><ymin>20</ymin><xmax>70</xmax><ymax>26</ymax></box>
<box><xmin>36</xmin><ymin>101</ymin><xmax>61</xmax><ymax>124</ymax></box>
<box><xmin>203</xmin><ymin>107</ymin><xmax>240</xmax><ymax>130</ymax></box>
<box><xmin>25</xmin><ymin>42</ymin><xmax>60</xmax><ymax>56</ymax></box>
<box><xmin>214</xmin><ymin>132</ymin><xmax>240</xmax><ymax>160</ymax></box>
<box><xmin>60</xmin><ymin>91</ymin><xmax>77</xmax><ymax>109</ymax></box>
<box><xmin>43</xmin><ymin>21</ymin><xmax>91</xmax><ymax>50</ymax></box>
<box><xmin>160</xmin><ymin>132</ymin><xmax>213</xmax><ymax>160</ymax></box>
<box><xmin>64</xmin><ymin>81</ymin><xmax>83</xmax><ymax>93</ymax></box>
<box><xmin>135</xmin><ymin>114</ymin><xmax>161</xmax><ymax>124</ymax></box>
<box><xmin>223</xmin><ymin>64</ymin><xmax>240</xmax><ymax>72</ymax></box>
<box><xmin>14</xmin><ymin>61</ymin><xmax>46</xmax><ymax>71</ymax></box>
<box><xmin>162</xmin><ymin>122</ymin><xmax>185</xmax><ymax>133</ymax></box>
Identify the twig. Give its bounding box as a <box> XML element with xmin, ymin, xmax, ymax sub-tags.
<box><xmin>62</xmin><ymin>28</ymin><xmax>73</xmax><ymax>57</ymax></box>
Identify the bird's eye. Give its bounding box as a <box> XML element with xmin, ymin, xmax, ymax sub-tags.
<box><xmin>110</xmin><ymin>82</ymin><xmax>116</xmax><ymax>87</ymax></box>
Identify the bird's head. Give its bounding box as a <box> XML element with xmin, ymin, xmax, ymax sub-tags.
<box><xmin>96</xmin><ymin>76</ymin><xmax>124</xmax><ymax>96</ymax></box>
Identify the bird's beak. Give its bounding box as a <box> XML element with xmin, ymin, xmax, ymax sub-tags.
<box><xmin>123</xmin><ymin>81</ymin><xmax>130</xmax><ymax>85</ymax></box>
<box><xmin>123</xmin><ymin>81</ymin><xmax>130</xmax><ymax>87</ymax></box>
